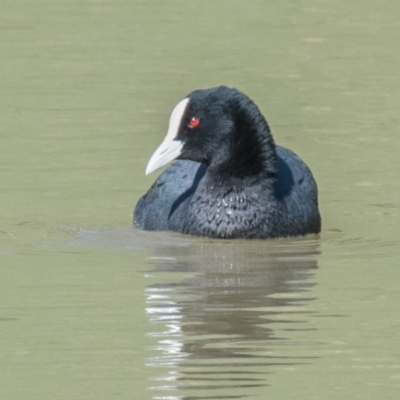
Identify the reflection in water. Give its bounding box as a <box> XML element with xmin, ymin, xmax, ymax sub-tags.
<box><xmin>144</xmin><ymin>238</ymin><xmax>319</xmax><ymax>399</ymax></box>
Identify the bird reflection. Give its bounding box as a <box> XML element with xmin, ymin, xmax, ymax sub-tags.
<box><xmin>144</xmin><ymin>237</ymin><xmax>319</xmax><ymax>400</ymax></box>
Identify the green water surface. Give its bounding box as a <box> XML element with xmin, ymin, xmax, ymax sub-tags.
<box><xmin>1</xmin><ymin>1</ymin><xmax>400</xmax><ymax>399</ymax></box>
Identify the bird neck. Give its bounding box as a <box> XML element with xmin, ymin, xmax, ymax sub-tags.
<box><xmin>209</xmin><ymin>99</ymin><xmax>277</xmax><ymax>185</ymax></box>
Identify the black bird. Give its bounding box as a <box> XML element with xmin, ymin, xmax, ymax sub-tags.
<box><xmin>134</xmin><ymin>86</ymin><xmax>321</xmax><ymax>239</ymax></box>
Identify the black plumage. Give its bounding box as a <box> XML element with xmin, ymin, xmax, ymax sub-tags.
<box><xmin>134</xmin><ymin>86</ymin><xmax>321</xmax><ymax>239</ymax></box>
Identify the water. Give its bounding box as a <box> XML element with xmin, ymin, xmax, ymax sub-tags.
<box><xmin>1</xmin><ymin>0</ymin><xmax>400</xmax><ymax>399</ymax></box>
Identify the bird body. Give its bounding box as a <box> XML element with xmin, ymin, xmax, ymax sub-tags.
<box><xmin>134</xmin><ymin>87</ymin><xmax>321</xmax><ymax>239</ymax></box>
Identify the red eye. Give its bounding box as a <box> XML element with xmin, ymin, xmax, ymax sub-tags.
<box><xmin>188</xmin><ymin>117</ymin><xmax>200</xmax><ymax>129</ymax></box>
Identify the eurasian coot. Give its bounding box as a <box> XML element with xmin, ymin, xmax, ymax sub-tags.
<box><xmin>134</xmin><ymin>86</ymin><xmax>321</xmax><ymax>239</ymax></box>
